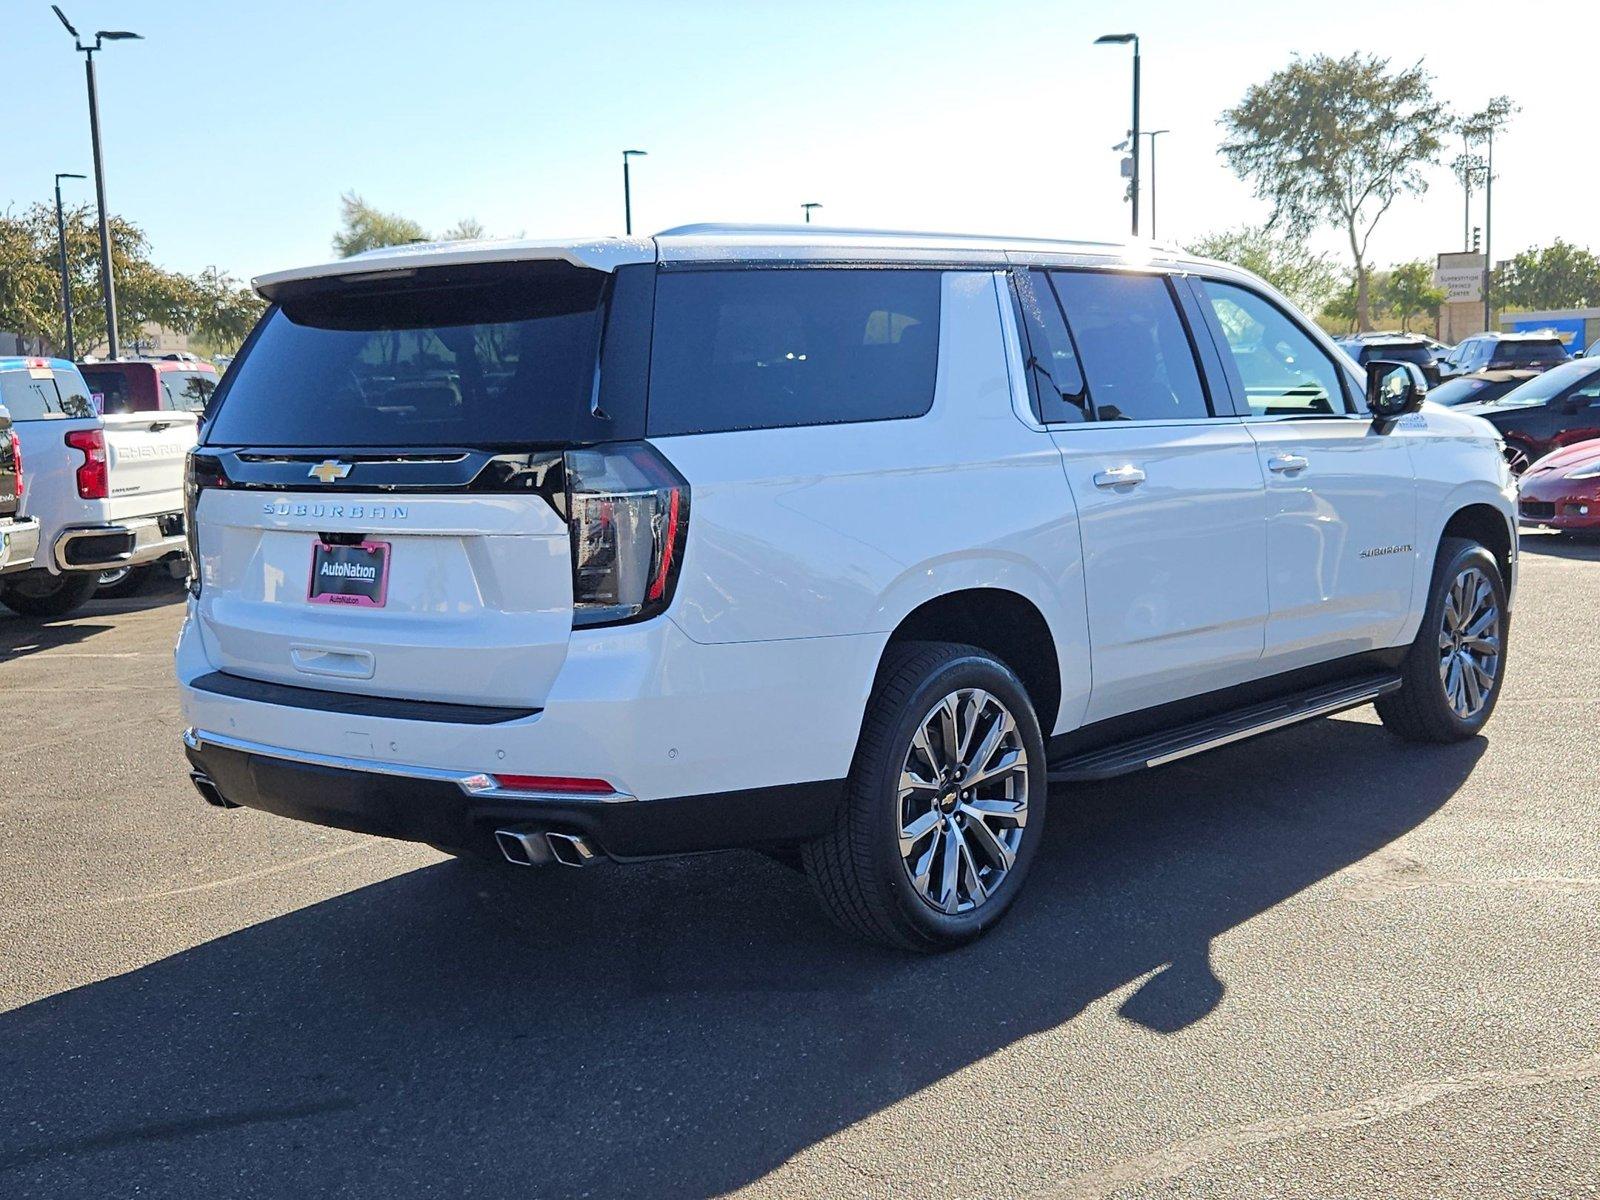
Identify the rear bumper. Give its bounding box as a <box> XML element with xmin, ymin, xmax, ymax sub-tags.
<box><xmin>53</xmin><ymin>513</ymin><xmax>185</xmax><ymax>571</ymax></box>
<box><xmin>183</xmin><ymin>727</ymin><xmax>843</xmax><ymax>859</ymax></box>
<box><xmin>0</xmin><ymin>517</ymin><xmax>40</xmax><ymax>575</ymax></box>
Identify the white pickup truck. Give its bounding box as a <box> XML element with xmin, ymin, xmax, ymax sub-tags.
<box><xmin>0</xmin><ymin>357</ymin><xmax>196</xmax><ymax>618</ymax></box>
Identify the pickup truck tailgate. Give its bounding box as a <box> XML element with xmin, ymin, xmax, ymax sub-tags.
<box><xmin>100</xmin><ymin>411</ymin><xmax>198</xmax><ymax>520</ymax></box>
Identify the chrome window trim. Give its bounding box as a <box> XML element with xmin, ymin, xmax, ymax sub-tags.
<box><xmin>183</xmin><ymin>727</ymin><xmax>639</xmax><ymax>804</ymax></box>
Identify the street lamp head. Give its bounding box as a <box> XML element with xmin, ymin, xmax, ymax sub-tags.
<box><xmin>622</xmin><ymin>148</ymin><xmax>648</xmax><ymax>159</ymax></box>
<box><xmin>51</xmin><ymin>4</ymin><xmax>80</xmax><ymax>38</ymax></box>
<box><xmin>56</xmin><ymin>172</ymin><xmax>88</xmax><ymax>180</ymax></box>
<box><xmin>1094</xmin><ymin>32</ymin><xmax>1136</xmax><ymax>44</ymax></box>
<box><xmin>96</xmin><ymin>30</ymin><xmax>143</xmax><ymax>40</ymax></box>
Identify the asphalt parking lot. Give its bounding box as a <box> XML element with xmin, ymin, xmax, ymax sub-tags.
<box><xmin>1</xmin><ymin>539</ymin><xmax>1597</xmax><ymax>1200</ymax></box>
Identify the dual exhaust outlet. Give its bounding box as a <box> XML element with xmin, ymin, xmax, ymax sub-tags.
<box><xmin>190</xmin><ymin>770</ymin><xmax>600</xmax><ymax>868</ymax></box>
<box><xmin>495</xmin><ymin>828</ymin><xmax>601</xmax><ymax>869</ymax></box>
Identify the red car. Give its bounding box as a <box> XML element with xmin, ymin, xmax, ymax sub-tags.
<box><xmin>78</xmin><ymin>357</ymin><xmax>220</xmax><ymax>416</ymax></box>
<box><xmin>1518</xmin><ymin>439</ymin><xmax>1600</xmax><ymax>533</ymax></box>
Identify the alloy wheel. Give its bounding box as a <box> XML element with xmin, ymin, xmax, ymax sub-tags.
<box><xmin>1438</xmin><ymin>565</ymin><xmax>1501</xmax><ymax>719</ymax></box>
<box><xmin>897</xmin><ymin>688</ymin><xmax>1029</xmax><ymax>915</ymax></box>
<box><xmin>1503</xmin><ymin>444</ymin><xmax>1532</xmax><ymax>475</ymax></box>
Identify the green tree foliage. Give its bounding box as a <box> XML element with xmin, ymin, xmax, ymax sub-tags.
<box><xmin>0</xmin><ymin>203</ymin><xmax>263</xmax><ymax>356</ymax></box>
<box><xmin>332</xmin><ymin>193</ymin><xmax>488</xmax><ymax>257</ymax></box>
<box><xmin>1220</xmin><ymin>54</ymin><xmax>1452</xmax><ymax>331</ymax></box>
<box><xmin>1376</xmin><ymin>260</ymin><xmax>1447</xmax><ymax>331</ymax></box>
<box><xmin>1492</xmin><ymin>240</ymin><xmax>1600</xmax><ymax>310</ymax></box>
<box><xmin>1187</xmin><ymin>225</ymin><xmax>1342</xmax><ymax>314</ymax></box>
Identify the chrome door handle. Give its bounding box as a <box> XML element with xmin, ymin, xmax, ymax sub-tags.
<box><xmin>1093</xmin><ymin>465</ymin><xmax>1147</xmax><ymax>488</ymax></box>
<box><xmin>1267</xmin><ymin>454</ymin><xmax>1309</xmax><ymax>474</ymax></box>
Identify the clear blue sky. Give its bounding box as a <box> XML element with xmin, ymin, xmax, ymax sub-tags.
<box><xmin>8</xmin><ymin>0</ymin><xmax>1597</xmax><ymax>284</ymax></box>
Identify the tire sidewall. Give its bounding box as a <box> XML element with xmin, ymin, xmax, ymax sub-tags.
<box><xmin>863</xmin><ymin>650</ymin><xmax>1048</xmax><ymax>947</ymax></box>
<box><xmin>1420</xmin><ymin>542</ymin><xmax>1508</xmax><ymax>737</ymax></box>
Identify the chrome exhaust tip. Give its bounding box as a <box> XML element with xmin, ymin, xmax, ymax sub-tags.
<box><xmin>190</xmin><ymin>771</ymin><xmax>238</xmax><ymax>809</ymax></box>
<box><xmin>545</xmin><ymin>831</ymin><xmax>599</xmax><ymax>868</ymax></box>
<box><xmin>493</xmin><ymin>828</ymin><xmax>602</xmax><ymax>868</ymax></box>
<box><xmin>495</xmin><ymin>828</ymin><xmax>554</xmax><ymax>867</ymax></box>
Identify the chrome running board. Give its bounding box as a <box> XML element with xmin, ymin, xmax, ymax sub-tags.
<box><xmin>1047</xmin><ymin>673</ymin><xmax>1403</xmax><ymax>783</ymax></box>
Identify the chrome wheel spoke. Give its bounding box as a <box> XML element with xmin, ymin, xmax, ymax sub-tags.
<box><xmin>1436</xmin><ymin>566</ymin><xmax>1499</xmax><ymax>720</ymax></box>
<box><xmin>899</xmin><ymin>686</ymin><xmax>1030</xmax><ymax>915</ymax></box>
<box><xmin>960</xmin><ymin>806</ymin><xmax>1016</xmax><ymax>870</ymax></box>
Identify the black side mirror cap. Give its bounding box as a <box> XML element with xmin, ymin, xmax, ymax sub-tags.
<box><xmin>1366</xmin><ymin>359</ymin><xmax>1424</xmax><ymax>421</ymax></box>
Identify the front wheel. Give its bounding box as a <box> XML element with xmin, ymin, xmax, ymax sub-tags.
<box><xmin>0</xmin><ymin>570</ymin><xmax>102</xmax><ymax>619</ymax></box>
<box><xmin>804</xmin><ymin>642</ymin><xmax>1047</xmax><ymax>951</ymax></box>
<box><xmin>1376</xmin><ymin>537</ymin><xmax>1508</xmax><ymax>742</ymax></box>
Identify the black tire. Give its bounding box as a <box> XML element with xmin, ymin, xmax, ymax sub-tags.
<box><xmin>0</xmin><ymin>570</ymin><xmax>102</xmax><ymax>619</ymax></box>
<box><xmin>803</xmin><ymin>641</ymin><xmax>1048</xmax><ymax>952</ymax></box>
<box><xmin>96</xmin><ymin>564</ymin><xmax>152</xmax><ymax>599</ymax></box>
<box><xmin>1376</xmin><ymin>537</ymin><xmax>1508</xmax><ymax>743</ymax></box>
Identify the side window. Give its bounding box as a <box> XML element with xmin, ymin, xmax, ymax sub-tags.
<box><xmin>1013</xmin><ymin>270</ymin><xmax>1089</xmax><ymax>424</ymax></box>
<box><xmin>1200</xmin><ymin>280</ymin><xmax>1349</xmax><ymax>417</ymax></box>
<box><xmin>647</xmin><ymin>267</ymin><xmax>942</xmax><ymax>436</ymax></box>
<box><xmin>1049</xmin><ymin>271</ymin><xmax>1210</xmax><ymax>421</ymax></box>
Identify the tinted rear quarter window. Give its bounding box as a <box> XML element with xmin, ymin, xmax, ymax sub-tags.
<box><xmin>1049</xmin><ymin>271</ymin><xmax>1209</xmax><ymax>422</ymax></box>
<box><xmin>646</xmin><ymin>268</ymin><xmax>941</xmax><ymax>436</ymax></box>
<box><xmin>161</xmin><ymin>370</ymin><xmax>220</xmax><ymax>412</ymax></box>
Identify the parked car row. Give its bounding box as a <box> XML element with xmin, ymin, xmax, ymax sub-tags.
<box><xmin>0</xmin><ymin>356</ymin><xmax>198</xmax><ymax>617</ymax></box>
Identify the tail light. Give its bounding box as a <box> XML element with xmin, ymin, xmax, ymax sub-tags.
<box><xmin>563</xmin><ymin>442</ymin><xmax>689</xmax><ymax>627</ymax></box>
<box><xmin>184</xmin><ymin>451</ymin><xmax>228</xmax><ymax>597</ymax></box>
<box><xmin>7</xmin><ymin>430</ymin><xmax>20</xmax><ymax>500</ymax></box>
<box><xmin>65</xmin><ymin>428</ymin><xmax>108</xmax><ymax>499</ymax></box>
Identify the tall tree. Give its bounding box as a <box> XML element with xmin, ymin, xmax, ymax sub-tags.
<box><xmin>332</xmin><ymin>192</ymin><xmax>428</xmax><ymax>257</ymax></box>
<box><xmin>1376</xmin><ymin>260</ymin><xmax>1447</xmax><ymax>332</ymax></box>
<box><xmin>1493</xmin><ymin>240</ymin><xmax>1600</xmax><ymax>310</ymax></box>
<box><xmin>0</xmin><ymin>202</ymin><xmax>246</xmax><ymax>355</ymax></box>
<box><xmin>1219</xmin><ymin>53</ymin><xmax>1452</xmax><ymax>331</ymax></box>
<box><xmin>1187</xmin><ymin>224</ymin><xmax>1341</xmax><ymax>314</ymax></box>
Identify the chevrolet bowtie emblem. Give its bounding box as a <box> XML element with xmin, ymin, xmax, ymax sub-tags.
<box><xmin>308</xmin><ymin>460</ymin><xmax>353</xmax><ymax>484</ymax></box>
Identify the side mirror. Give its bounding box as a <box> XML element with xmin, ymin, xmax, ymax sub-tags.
<box><xmin>1366</xmin><ymin>360</ymin><xmax>1423</xmax><ymax>420</ymax></box>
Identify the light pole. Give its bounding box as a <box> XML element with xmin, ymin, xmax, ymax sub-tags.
<box><xmin>53</xmin><ymin>172</ymin><xmax>87</xmax><ymax>361</ymax></box>
<box><xmin>1141</xmin><ymin>129</ymin><xmax>1169</xmax><ymax>240</ymax></box>
<box><xmin>801</xmin><ymin>202</ymin><xmax>822</xmax><ymax>224</ymax></box>
<box><xmin>52</xmin><ymin>7</ymin><xmax>141</xmax><ymax>360</ymax></box>
<box><xmin>1095</xmin><ymin>32</ymin><xmax>1140</xmax><ymax>237</ymax></box>
<box><xmin>1483</xmin><ymin>127</ymin><xmax>1495</xmax><ymax>332</ymax></box>
<box><xmin>622</xmin><ymin>149</ymin><xmax>647</xmax><ymax>236</ymax></box>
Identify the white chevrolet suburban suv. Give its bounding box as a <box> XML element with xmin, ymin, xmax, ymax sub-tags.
<box><xmin>177</xmin><ymin>226</ymin><xmax>1516</xmax><ymax>950</ymax></box>
<box><xmin>0</xmin><ymin>357</ymin><xmax>197</xmax><ymax>618</ymax></box>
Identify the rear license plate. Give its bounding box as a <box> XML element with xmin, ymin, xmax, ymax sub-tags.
<box><xmin>308</xmin><ymin>540</ymin><xmax>390</xmax><ymax>607</ymax></box>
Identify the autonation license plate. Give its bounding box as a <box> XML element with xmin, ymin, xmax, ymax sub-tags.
<box><xmin>308</xmin><ymin>540</ymin><xmax>390</xmax><ymax>607</ymax></box>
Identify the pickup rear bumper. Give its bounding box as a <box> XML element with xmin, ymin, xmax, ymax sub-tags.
<box><xmin>0</xmin><ymin>517</ymin><xmax>40</xmax><ymax>575</ymax></box>
<box><xmin>53</xmin><ymin>512</ymin><xmax>185</xmax><ymax>572</ymax></box>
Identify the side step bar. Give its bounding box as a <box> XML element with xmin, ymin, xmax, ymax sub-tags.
<box><xmin>1047</xmin><ymin>673</ymin><xmax>1403</xmax><ymax>783</ymax></box>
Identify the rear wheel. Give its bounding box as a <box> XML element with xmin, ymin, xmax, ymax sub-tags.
<box><xmin>0</xmin><ymin>570</ymin><xmax>102</xmax><ymax>619</ymax></box>
<box><xmin>1376</xmin><ymin>537</ymin><xmax>1508</xmax><ymax>742</ymax></box>
<box><xmin>804</xmin><ymin>642</ymin><xmax>1047</xmax><ymax>951</ymax></box>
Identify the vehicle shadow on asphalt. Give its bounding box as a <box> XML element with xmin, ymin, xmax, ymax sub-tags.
<box><xmin>0</xmin><ymin>579</ymin><xmax>186</xmax><ymax>662</ymax></box>
<box><xmin>0</xmin><ymin>717</ymin><xmax>1484</xmax><ymax>1198</ymax></box>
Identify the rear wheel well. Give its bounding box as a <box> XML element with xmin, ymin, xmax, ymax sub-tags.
<box><xmin>1441</xmin><ymin>504</ymin><xmax>1513</xmax><ymax>589</ymax></box>
<box><xmin>879</xmin><ymin>589</ymin><xmax>1061</xmax><ymax>735</ymax></box>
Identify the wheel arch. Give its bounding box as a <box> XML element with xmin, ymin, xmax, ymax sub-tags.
<box><xmin>1440</xmin><ymin>502</ymin><xmax>1515</xmax><ymax>600</ymax></box>
<box><xmin>875</xmin><ymin>587</ymin><xmax>1064</xmax><ymax>737</ymax></box>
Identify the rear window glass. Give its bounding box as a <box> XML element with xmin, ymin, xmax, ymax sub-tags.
<box><xmin>160</xmin><ymin>370</ymin><xmax>219</xmax><ymax>413</ymax></box>
<box><xmin>1363</xmin><ymin>343</ymin><xmax>1434</xmax><ymax>367</ymax></box>
<box><xmin>83</xmin><ymin>369</ymin><xmax>136</xmax><ymax>413</ymax></box>
<box><xmin>206</xmin><ymin>263</ymin><xmax>607</xmax><ymax>447</ymax></box>
<box><xmin>646</xmin><ymin>268</ymin><xmax>941</xmax><ymax>436</ymax></box>
<box><xmin>0</xmin><ymin>366</ymin><xmax>95</xmax><ymax>420</ymax></box>
<box><xmin>1428</xmin><ymin>376</ymin><xmax>1496</xmax><ymax>406</ymax></box>
<box><xmin>1494</xmin><ymin>340</ymin><xmax>1567</xmax><ymax>366</ymax></box>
